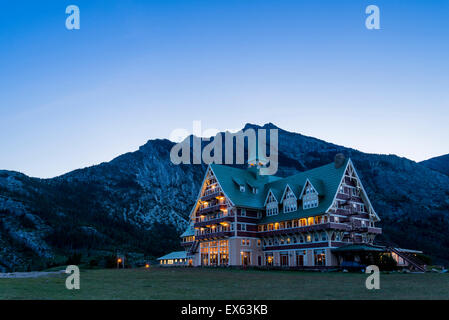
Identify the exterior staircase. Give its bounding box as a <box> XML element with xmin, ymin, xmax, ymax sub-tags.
<box><xmin>388</xmin><ymin>247</ymin><xmax>427</xmax><ymax>272</ymax></box>
<box><xmin>189</xmin><ymin>240</ymin><xmax>199</xmax><ymax>255</ymax></box>
<box><xmin>377</xmin><ymin>240</ymin><xmax>427</xmax><ymax>272</ymax></box>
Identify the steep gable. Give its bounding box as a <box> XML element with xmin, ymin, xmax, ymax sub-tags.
<box><xmin>207</xmin><ymin>158</ymin><xmax>350</xmax><ymax>222</ymax></box>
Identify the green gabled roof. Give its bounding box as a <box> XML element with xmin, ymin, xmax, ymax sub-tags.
<box><xmin>210</xmin><ymin>164</ymin><xmax>282</xmax><ymax>209</ymax></box>
<box><xmin>180</xmin><ymin>225</ymin><xmax>195</xmax><ymax>237</ymax></box>
<box><xmin>157</xmin><ymin>251</ymin><xmax>187</xmax><ymax>260</ymax></box>
<box><xmin>210</xmin><ymin>159</ymin><xmax>349</xmax><ymax>224</ymax></box>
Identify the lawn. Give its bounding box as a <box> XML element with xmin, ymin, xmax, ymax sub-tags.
<box><xmin>1</xmin><ymin>267</ymin><xmax>448</xmax><ymax>300</ymax></box>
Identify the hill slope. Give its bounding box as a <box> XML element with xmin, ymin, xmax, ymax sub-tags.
<box><xmin>420</xmin><ymin>154</ymin><xmax>449</xmax><ymax>177</ymax></box>
<box><xmin>1</xmin><ymin>123</ymin><xmax>449</xmax><ymax>271</ymax></box>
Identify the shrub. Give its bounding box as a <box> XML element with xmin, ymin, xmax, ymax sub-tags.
<box><xmin>375</xmin><ymin>253</ymin><xmax>398</xmax><ymax>271</ymax></box>
<box><xmin>88</xmin><ymin>258</ymin><xmax>99</xmax><ymax>268</ymax></box>
<box><xmin>104</xmin><ymin>254</ymin><xmax>118</xmax><ymax>268</ymax></box>
<box><xmin>415</xmin><ymin>253</ymin><xmax>432</xmax><ymax>265</ymax></box>
<box><xmin>66</xmin><ymin>252</ymin><xmax>82</xmax><ymax>265</ymax></box>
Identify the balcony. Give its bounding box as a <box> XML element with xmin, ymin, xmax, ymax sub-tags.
<box><xmin>367</xmin><ymin>227</ymin><xmax>382</xmax><ymax>234</ymax></box>
<box><xmin>195</xmin><ymin>230</ymin><xmax>233</xmax><ymax>240</ymax></box>
<box><xmin>335</xmin><ymin>206</ymin><xmax>367</xmax><ymax>216</ymax></box>
<box><xmin>200</xmin><ymin>184</ymin><xmax>221</xmax><ymax>200</ymax></box>
<box><xmin>258</xmin><ymin>222</ymin><xmax>350</xmax><ymax>237</ymax></box>
<box><xmin>352</xmin><ymin>226</ymin><xmax>369</xmax><ymax>233</ymax></box>
<box><xmin>198</xmin><ymin>203</ymin><xmax>227</xmax><ymax>215</ymax></box>
<box><xmin>181</xmin><ymin>241</ymin><xmax>194</xmax><ymax>247</ymax></box>
<box><xmin>195</xmin><ymin>213</ymin><xmax>234</xmax><ymax>228</ymax></box>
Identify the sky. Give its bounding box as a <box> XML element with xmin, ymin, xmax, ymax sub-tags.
<box><xmin>0</xmin><ymin>0</ymin><xmax>448</xmax><ymax>178</ymax></box>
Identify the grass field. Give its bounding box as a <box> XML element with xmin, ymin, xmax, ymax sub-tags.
<box><xmin>1</xmin><ymin>267</ymin><xmax>448</xmax><ymax>300</ymax></box>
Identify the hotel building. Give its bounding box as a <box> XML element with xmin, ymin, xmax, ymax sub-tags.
<box><xmin>158</xmin><ymin>156</ymin><xmax>424</xmax><ymax>270</ymax></box>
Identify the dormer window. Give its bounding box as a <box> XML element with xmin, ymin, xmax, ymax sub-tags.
<box><xmin>252</xmin><ymin>187</ymin><xmax>258</xmax><ymax>194</ymax></box>
<box><xmin>265</xmin><ymin>190</ymin><xmax>279</xmax><ymax>216</ymax></box>
<box><xmin>282</xmin><ymin>185</ymin><xmax>297</xmax><ymax>213</ymax></box>
<box><xmin>302</xmin><ymin>181</ymin><xmax>319</xmax><ymax>210</ymax></box>
<box><xmin>239</xmin><ymin>185</ymin><xmax>245</xmax><ymax>192</ymax></box>
<box><xmin>285</xmin><ymin>189</ymin><xmax>295</xmax><ymax>199</ymax></box>
<box><xmin>303</xmin><ymin>199</ymin><xmax>318</xmax><ymax>209</ymax></box>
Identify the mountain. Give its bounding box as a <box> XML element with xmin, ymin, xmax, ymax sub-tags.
<box><xmin>420</xmin><ymin>154</ymin><xmax>449</xmax><ymax>177</ymax></box>
<box><xmin>1</xmin><ymin>123</ymin><xmax>449</xmax><ymax>271</ymax></box>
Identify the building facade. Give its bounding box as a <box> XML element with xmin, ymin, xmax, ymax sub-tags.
<box><xmin>160</xmin><ymin>156</ymin><xmax>388</xmax><ymax>268</ymax></box>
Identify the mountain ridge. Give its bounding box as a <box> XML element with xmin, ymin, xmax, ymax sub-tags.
<box><xmin>1</xmin><ymin>123</ymin><xmax>448</xmax><ymax>271</ymax></box>
<box><xmin>420</xmin><ymin>153</ymin><xmax>449</xmax><ymax>177</ymax></box>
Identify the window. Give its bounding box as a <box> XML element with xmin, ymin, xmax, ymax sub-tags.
<box><xmin>314</xmin><ymin>249</ymin><xmax>326</xmax><ymax>266</ymax></box>
<box><xmin>302</xmin><ymin>184</ymin><xmax>319</xmax><ymax>210</ymax></box>
<box><xmin>239</xmin><ymin>185</ymin><xmax>245</xmax><ymax>192</ymax></box>
<box><xmin>252</xmin><ymin>187</ymin><xmax>258</xmax><ymax>194</ymax></box>
<box><xmin>241</xmin><ymin>208</ymin><xmax>246</xmax><ymax>216</ymax></box>
<box><xmin>266</xmin><ymin>191</ymin><xmax>279</xmax><ymax>216</ymax></box>
<box><xmin>265</xmin><ymin>253</ymin><xmax>274</xmax><ymax>266</ymax></box>
<box><xmin>296</xmin><ymin>250</ymin><xmax>306</xmax><ymax>266</ymax></box>
<box><xmin>303</xmin><ymin>198</ymin><xmax>318</xmax><ymax>209</ymax></box>
<box><xmin>283</xmin><ymin>201</ymin><xmax>297</xmax><ymax>213</ymax></box>
<box><xmin>240</xmin><ymin>224</ymin><xmax>247</xmax><ymax>231</ymax></box>
<box><xmin>284</xmin><ymin>187</ymin><xmax>295</xmax><ymax>200</ymax></box>
<box><xmin>306</xmin><ymin>235</ymin><xmax>312</xmax><ymax>242</ymax></box>
<box><xmin>280</xmin><ymin>253</ymin><xmax>289</xmax><ymax>267</ymax></box>
<box><xmin>257</xmin><ymin>239</ymin><xmax>261</xmax><ymax>246</ymax></box>
<box><xmin>267</xmin><ymin>193</ymin><xmax>276</xmax><ymax>203</ymax></box>
<box><xmin>241</xmin><ymin>239</ymin><xmax>250</xmax><ymax>246</ymax></box>
<box><xmin>267</xmin><ymin>207</ymin><xmax>279</xmax><ymax>216</ymax></box>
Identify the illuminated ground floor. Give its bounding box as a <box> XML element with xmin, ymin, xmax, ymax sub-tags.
<box><xmin>158</xmin><ymin>239</ymin><xmax>425</xmax><ymax>271</ymax></box>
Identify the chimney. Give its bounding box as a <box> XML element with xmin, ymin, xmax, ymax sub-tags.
<box><xmin>334</xmin><ymin>153</ymin><xmax>345</xmax><ymax>168</ymax></box>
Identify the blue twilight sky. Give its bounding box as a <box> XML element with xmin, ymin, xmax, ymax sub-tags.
<box><xmin>0</xmin><ymin>0</ymin><xmax>448</xmax><ymax>178</ymax></box>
